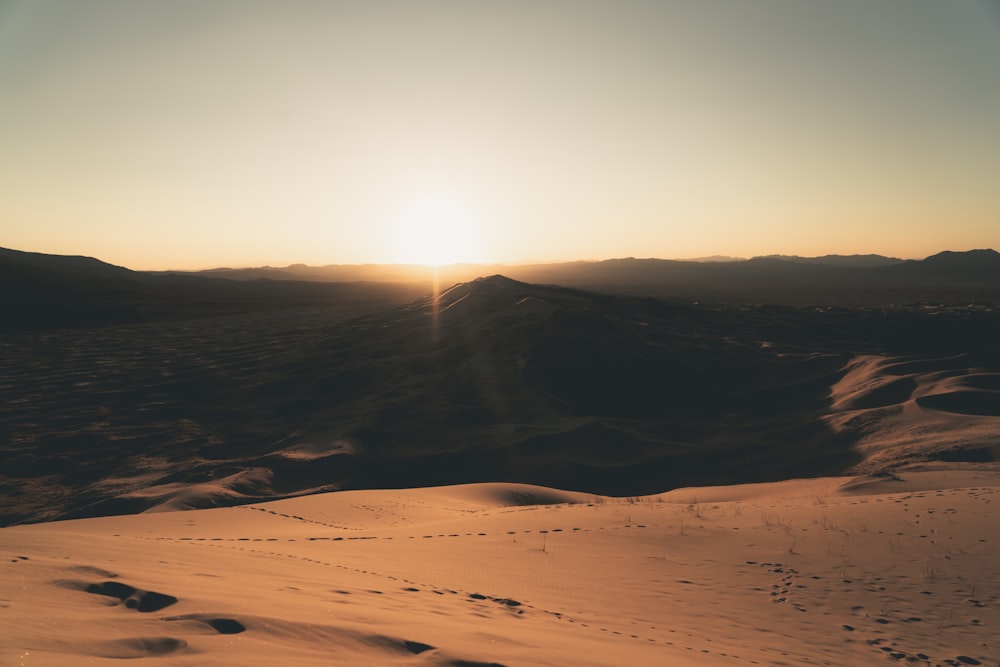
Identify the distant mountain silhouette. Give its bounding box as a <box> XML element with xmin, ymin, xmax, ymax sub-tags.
<box><xmin>0</xmin><ymin>247</ymin><xmax>425</xmax><ymax>332</ymax></box>
<box><xmin>885</xmin><ymin>249</ymin><xmax>1000</xmax><ymax>283</ymax></box>
<box><xmin>173</xmin><ymin>249</ymin><xmax>1000</xmax><ymax>305</ymax></box>
<box><xmin>0</xmin><ymin>247</ymin><xmax>135</xmax><ymax>278</ymax></box>
<box><xmin>5</xmin><ymin>247</ymin><xmax>999</xmax><ymax>333</ymax></box>
<box><xmin>923</xmin><ymin>248</ymin><xmax>1000</xmax><ymax>266</ymax></box>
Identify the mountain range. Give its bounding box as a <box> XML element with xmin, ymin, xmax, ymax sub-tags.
<box><xmin>3</xmin><ymin>247</ymin><xmax>1000</xmax><ymax>333</ymax></box>
<box><xmin>175</xmin><ymin>249</ymin><xmax>1000</xmax><ymax>288</ymax></box>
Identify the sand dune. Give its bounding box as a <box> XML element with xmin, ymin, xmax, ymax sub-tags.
<box><xmin>826</xmin><ymin>354</ymin><xmax>1000</xmax><ymax>473</ymax></box>
<box><xmin>3</xmin><ymin>472</ymin><xmax>997</xmax><ymax>666</ymax></box>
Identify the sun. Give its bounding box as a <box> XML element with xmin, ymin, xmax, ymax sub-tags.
<box><xmin>391</xmin><ymin>194</ymin><xmax>481</xmax><ymax>266</ymax></box>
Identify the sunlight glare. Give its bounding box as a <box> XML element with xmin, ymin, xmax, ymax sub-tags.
<box><xmin>391</xmin><ymin>195</ymin><xmax>481</xmax><ymax>266</ymax></box>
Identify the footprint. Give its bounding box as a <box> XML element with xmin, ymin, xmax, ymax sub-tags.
<box><xmin>404</xmin><ymin>640</ymin><xmax>435</xmax><ymax>654</ymax></box>
<box><xmin>203</xmin><ymin>618</ymin><xmax>245</xmax><ymax>634</ymax></box>
<box><xmin>166</xmin><ymin>614</ymin><xmax>246</xmax><ymax>634</ymax></box>
<box><xmin>60</xmin><ymin>580</ymin><xmax>179</xmax><ymax>612</ymax></box>
<box><xmin>92</xmin><ymin>582</ymin><xmax>178</xmax><ymax>612</ymax></box>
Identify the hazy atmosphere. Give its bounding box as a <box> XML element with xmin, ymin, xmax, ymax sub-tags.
<box><xmin>3</xmin><ymin>0</ymin><xmax>999</xmax><ymax>269</ymax></box>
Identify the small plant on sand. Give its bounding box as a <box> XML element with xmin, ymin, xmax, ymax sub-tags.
<box><xmin>761</xmin><ymin>511</ymin><xmax>789</xmax><ymax>529</ymax></box>
<box><xmin>936</xmin><ymin>610</ymin><xmax>956</xmax><ymax>631</ymax></box>
<box><xmin>849</xmin><ymin>518</ymin><xmax>869</xmax><ymax>533</ymax></box>
<box><xmin>878</xmin><ymin>600</ymin><xmax>897</xmax><ymax>617</ymax></box>
<box><xmin>787</xmin><ymin>536</ymin><xmax>799</xmax><ymax>556</ymax></box>
<box><xmin>956</xmin><ymin>575</ymin><xmax>977</xmax><ymax>599</ymax></box>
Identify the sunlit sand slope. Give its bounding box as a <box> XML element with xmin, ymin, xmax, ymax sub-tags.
<box><xmin>3</xmin><ymin>473</ymin><xmax>997</xmax><ymax>666</ymax></box>
<box><xmin>827</xmin><ymin>355</ymin><xmax>1000</xmax><ymax>471</ymax></box>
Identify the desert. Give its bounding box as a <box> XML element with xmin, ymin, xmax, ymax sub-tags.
<box><xmin>3</xmin><ymin>3</ymin><xmax>1000</xmax><ymax>664</ymax></box>
<box><xmin>3</xmin><ymin>247</ymin><xmax>1000</xmax><ymax>665</ymax></box>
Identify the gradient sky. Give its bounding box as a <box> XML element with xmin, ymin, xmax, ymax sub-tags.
<box><xmin>2</xmin><ymin>1</ymin><xmax>999</xmax><ymax>269</ymax></box>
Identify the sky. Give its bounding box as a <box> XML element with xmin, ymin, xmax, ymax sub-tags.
<box><xmin>2</xmin><ymin>0</ymin><xmax>999</xmax><ymax>270</ymax></box>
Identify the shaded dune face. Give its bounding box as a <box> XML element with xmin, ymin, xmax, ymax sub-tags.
<box><xmin>2</xmin><ymin>275</ymin><xmax>998</xmax><ymax>524</ymax></box>
<box><xmin>915</xmin><ymin>390</ymin><xmax>1000</xmax><ymax>417</ymax></box>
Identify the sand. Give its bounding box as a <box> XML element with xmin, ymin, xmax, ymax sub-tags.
<box><xmin>826</xmin><ymin>354</ymin><xmax>1000</xmax><ymax>479</ymax></box>
<box><xmin>2</xmin><ymin>470</ymin><xmax>997</xmax><ymax>666</ymax></box>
